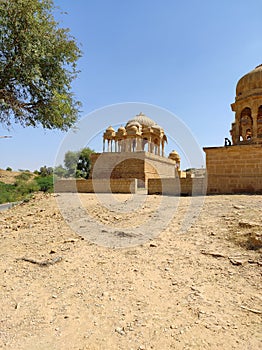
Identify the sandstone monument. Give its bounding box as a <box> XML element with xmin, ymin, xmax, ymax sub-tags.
<box><xmin>58</xmin><ymin>65</ymin><xmax>262</xmax><ymax>195</ymax></box>
<box><xmin>204</xmin><ymin>64</ymin><xmax>262</xmax><ymax>193</ymax></box>
<box><xmin>90</xmin><ymin>112</ymin><xmax>183</xmax><ymax>187</ymax></box>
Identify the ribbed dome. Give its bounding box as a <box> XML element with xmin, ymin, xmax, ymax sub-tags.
<box><xmin>236</xmin><ymin>64</ymin><xmax>262</xmax><ymax>98</ymax></box>
<box><xmin>126</xmin><ymin>112</ymin><xmax>156</xmax><ymax>128</ymax></box>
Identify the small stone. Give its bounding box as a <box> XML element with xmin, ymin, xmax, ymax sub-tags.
<box><xmin>248</xmin><ymin>232</ymin><xmax>262</xmax><ymax>250</ymax></box>
<box><xmin>115</xmin><ymin>327</ymin><xmax>125</xmax><ymax>335</ymax></box>
<box><xmin>233</xmin><ymin>205</ymin><xmax>244</xmax><ymax>209</ymax></box>
<box><xmin>229</xmin><ymin>258</ymin><xmax>243</xmax><ymax>266</ymax></box>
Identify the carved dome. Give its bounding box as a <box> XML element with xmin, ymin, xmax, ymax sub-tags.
<box><xmin>168</xmin><ymin>150</ymin><xmax>180</xmax><ymax>161</ymax></box>
<box><xmin>126</xmin><ymin>112</ymin><xmax>156</xmax><ymax>128</ymax></box>
<box><xmin>236</xmin><ymin>64</ymin><xmax>262</xmax><ymax>99</ymax></box>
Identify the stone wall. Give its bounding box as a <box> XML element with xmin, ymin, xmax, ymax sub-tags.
<box><xmin>90</xmin><ymin>151</ymin><xmax>177</xmax><ymax>187</ymax></box>
<box><xmin>54</xmin><ymin>178</ymin><xmax>137</xmax><ymax>194</ymax></box>
<box><xmin>204</xmin><ymin>144</ymin><xmax>262</xmax><ymax>194</ymax></box>
<box><xmin>148</xmin><ymin>178</ymin><xmax>207</xmax><ymax>196</ymax></box>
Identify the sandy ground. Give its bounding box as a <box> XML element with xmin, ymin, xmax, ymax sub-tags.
<box><xmin>0</xmin><ymin>170</ymin><xmax>22</xmax><ymax>184</ymax></box>
<box><xmin>0</xmin><ymin>192</ymin><xmax>261</xmax><ymax>350</ymax></box>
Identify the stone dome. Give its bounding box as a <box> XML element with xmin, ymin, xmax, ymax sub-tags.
<box><xmin>168</xmin><ymin>150</ymin><xmax>180</xmax><ymax>159</ymax></box>
<box><xmin>126</xmin><ymin>112</ymin><xmax>156</xmax><ymax>128</ymax></box>
<box><xmin>106</xmin><ymin>126</ymin><xmax>115</xmax><ymax>132</ymax></box>
<box><xmin>236</xmin><ymin>64</ymin><xmax>262</xmax><ymax>98</ymax></box>
<box><xmin>118</xmin><ymin>126</ymin><xmax>126</xmax><ymax>132</ymax></box>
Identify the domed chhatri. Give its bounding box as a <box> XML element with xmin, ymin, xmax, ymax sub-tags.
<box><xmin>204</xmin><ymin>64</ymin><xmax>262</xmax><ymax>195</ymax></box>
<box><xmin>103</xmin><ymin>112</ymin><xmax>168</xmax><ymax>156</ymax></box>
<box><xmin>126</xmin><ymin>112</ymin><xmax>156</xmax><ymax>128</ymax></box>
<box><xmin>236</xmin><ymin>64</ymin><xmax>262</xmax><ymax>99</ymax></box>
<box><xmin>231</xmin><ymin>64</ymin><xmax>262</xmax><ymax>145</ymax></box>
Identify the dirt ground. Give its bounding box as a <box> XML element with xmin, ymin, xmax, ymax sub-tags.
<box><xmin>0</xmin><ymin>192</ymin><xmax>261</xmax><ymax>350</ymax></box>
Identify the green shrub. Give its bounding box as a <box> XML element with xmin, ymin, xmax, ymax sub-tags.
<box><xmin>35</xmin><ymin>175</ymin><xmax>54</xmax><ymax>192</ymax></box>
<box><xmin>15</xmin><ymin>172</ymin><xmax>33</xmax><ymax>181</ymax></box>
<box><xmin>6</xmin><ymin>167</ymin><xmax>12</xmax><ymax>171</ymax></box>
<box><xmin>14</xmin><ymin>179</ymin><xmax>40</xmax><ymax>196</ymax></box>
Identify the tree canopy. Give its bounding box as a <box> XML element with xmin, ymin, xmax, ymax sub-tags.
<box><xmin>0</xmin><ymin>0</ymin><xmax>82</xmax><ymax>130</ymax></box>
<box><xmin>56</xmin><ymin>147</ymin><xmax>94</xmax><ymax>179</ymax></box>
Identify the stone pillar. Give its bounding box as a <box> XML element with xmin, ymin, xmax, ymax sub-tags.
<box><xmin>103</xmin><ymin>139</ymin><xmax>105</xmax><ymax>152</ymax></box>
<box><xmin>235</xmin><ymin>111</ymin><xmax>240</xmax><ymax>143</ymax></box>
<box><xmin>161</xmin><ymin>140</ymin><xmax>165</xmax><ymax>157</ymax></box>
<box><xmin>252</xmin><ymin>108</ymin><xmax>258</xmax><ymax>141</ymax></box>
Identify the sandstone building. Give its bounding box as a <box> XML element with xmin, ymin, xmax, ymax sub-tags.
<box><xmin>204</xmin><ymin>64</ymin><xmax>262</xmax><ymax>194</ymax></box>
<box><xmin>90</xmin><ymin>113</ymin><xmax>182</xmax><ymax>187</ymax></box>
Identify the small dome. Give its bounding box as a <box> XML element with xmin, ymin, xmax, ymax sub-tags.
<box><xmin>126</xmin><ymin>125</ymin><xmax>139</xmax><ymax>133</ymax></box>
<box><xmin>126</xmin><ymin>121</ymin><xmax>141</xmax><ymax>128</ymax></box>
<box><xmin>236</xmin><ymin>64</ymin><xmax>262</xmax><ymax>98</ymax></box>
<box><xmin>168</xmin><ymin>150</ymin><xmax>180</xmax><ymax>161</ymax></box>
<box><xmin>126</xmin><ymin>112</ymin><xmax>156</xmax><ymax>128</ymax></box>
<box><xmin>152</xmin><ymin>124</ymin><xmax>162</xmax><ymax>130</ymax></box>
<box><xmin>106</xmin><ymin>126</ymin><xmax>115</xmax><ymax>132</ymax></box>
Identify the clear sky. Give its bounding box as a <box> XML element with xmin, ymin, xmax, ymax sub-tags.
<box><xmin>1</xmin><ymin>0</ymin><xmax>262</xmax><ymax>170</ymax></box>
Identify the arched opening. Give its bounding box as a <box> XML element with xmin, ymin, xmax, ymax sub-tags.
<box><xmin>153</xmin><ymin>138</ymin><xmax>159</xmax><ymax>155</ymax></box>
<box><xmin>142</xmin><ymin>138</ymin><xmax>148</xmax><ymax>151</ymax></box>
<box><xmin>257</xmin><ymin>106</ymin><xmax>262</xmax><ymax>130</ymax></box>
<box><xmin>239</xmin><ymin>107</ymin><xmax>253</xmax><ymax>141</ymax></box>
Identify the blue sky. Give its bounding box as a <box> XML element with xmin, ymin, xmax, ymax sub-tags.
<box><xmin>1</xmin><ymin>0</ymin><xmax>262</xmax><ymax>170</ymax></box>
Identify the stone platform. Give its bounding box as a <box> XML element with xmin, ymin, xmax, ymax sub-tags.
<box><xmin>90</xmin><ymin>151</ymin><xmax>178</xmax><ymax>187</ymax></box>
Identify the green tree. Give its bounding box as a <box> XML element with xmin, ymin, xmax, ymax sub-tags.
<box><xmin>64</xmin><ymin>150</ymin><xmax>79</xmax><ymax>177</ymax></box>
<box><xmin>0</xmin><ymin>0</ymin><xmax>82</xmax><ymax>130</ymax></box>
<box><xmin>53</xmin><ymin>164</ymin><xmax>67</xmax><ymax>178</ymax></box>
<box><xmin>76</xmin><ymin>147</ymin><xmax>93</xmax><ymax>179</ymax></box>
<box><xmin>64</xmin><ymin>147</ymin><xmax>94</xmax><ymax>178</ymax></box>
<box><xmin>39</xmin><ymin>165</ymin><xmax>53</xmax><ymax>176</ymax></box>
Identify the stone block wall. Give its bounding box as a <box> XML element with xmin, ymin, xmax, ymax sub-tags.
<box><xmin>54</xmin><ymin>178</ymin><xmax>137</xmax><ymax>194</ymax></box>
<box><xmin>148</xmin><ymin>178</ymin><xmax>207</xmax><ymax>196</ymax></box>
<box><xmin>204</xmin><ymin>144</ymin><xmax>262</xmax><ymax>194</ymax></box>
<box><xmin>90</xmin><ymin>151</ymin><xmax>177</xmax><ymax>187</ymax></box>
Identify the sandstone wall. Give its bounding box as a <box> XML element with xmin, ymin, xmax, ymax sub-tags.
<box><xmin>90</xmin><ymin>152</ymin><xmax>177</xmax><ymax>187</ymax></box>
<box><xmin>54</xmin><ymin>178</ymin><xmax>137</xmax><ymax>194</ymax></box>
<box><xmin>204</xmin><ymin>144</ymin><xmax>262</xmax><ymax>194</ymax></box>
<box><xmin>148</xmin><ymin>178</ymin><xmax>207</xmax><ymax>196</ymax></box>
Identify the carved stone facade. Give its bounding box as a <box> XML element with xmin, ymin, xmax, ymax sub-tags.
<box><xmin>90</xmin><ymin>112</ymin><xmax>182</xmax><ymax>187</ymax></box>
<box><xmin>103</xmin><ymin>112</ymin><xmax>168</xmax><ymax>156</ymax></box>
<box><xmin>230</xmin><ymin>64</ymin><xmax>262</xmax><ymax>145</ymax></box>
<box><xmin>204</xmin><ymin>65</ymin><xmax>262</xmax><ymax>194</ymax></box>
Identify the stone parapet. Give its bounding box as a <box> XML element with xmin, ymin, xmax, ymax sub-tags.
<box><xmin>204</xmin><ymin>144</ymin><xmax>262</xmax><ymax>194</ymax></box>
<box><xmin>54</xmin><ymin>178</ymin><xmax>137</xmax><ymax>194</ymax></box>
<box><xmin>148</xmin><ymin>178</ymin><xmax>207</xmax><ymax>196</ymax></box>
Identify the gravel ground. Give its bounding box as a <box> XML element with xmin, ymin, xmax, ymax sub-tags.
<box><xmin>0</xmin><ymin>192</ymin><xmax>261</xmax><ymax>350</ymax></box>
